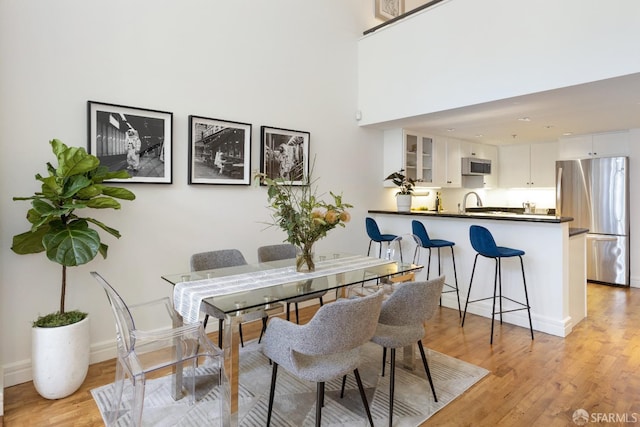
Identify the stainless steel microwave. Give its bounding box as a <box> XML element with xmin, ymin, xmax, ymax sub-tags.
<box><xmin>461</xmin><ymin>157</ymin><xmax>492</xmax><ymax>175</ymax></box>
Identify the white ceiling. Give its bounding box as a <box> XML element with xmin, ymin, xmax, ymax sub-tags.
<box><xmin>373</xmin><ymin>73</ymin><xmax>640</xmax><ymax>146</ymax></box>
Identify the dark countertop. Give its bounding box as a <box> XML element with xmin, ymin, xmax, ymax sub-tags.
<box><xmin>569</xmin><ymin>227</ymin><xmax>589</xmax><ymax>237</ymax></box>
<box><xmin>368</xmin><ymin>209</ymin><xmax>574</xmax><ymax>224</ymax></box>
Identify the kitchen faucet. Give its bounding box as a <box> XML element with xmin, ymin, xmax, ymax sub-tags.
<box><xmin>462</xmin><ymin>191</ymin><xmax>483</xmax><ymax>212</ymax></box>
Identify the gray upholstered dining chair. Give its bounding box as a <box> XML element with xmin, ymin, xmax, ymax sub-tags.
<box><xmin>190</xmin><ymin>249</ymin><xmax>267</xmax><ymax>347</ymax></box>
<box><xmin>262</xmin><ymin>290</ymin><xmax>385</xmax><ymax>427</ymax></box>
<box><xmin>257</xmin><ymin>243</ymin><xmax>328</xmax><ymax>324</ymax></box>
<box><xmin>343</xmin><ymin>276</ymin><xmax>445</xmax><ymax>425</ymax></box>
<box><xmin>369</xmin><ymin>276</ymin><xmax>445</xmax><ymax>427</ymax></box>
<box><xmin>257</xmin><ymin>243</ymin><xmax>297</xmax><ymax>264</ymax></box>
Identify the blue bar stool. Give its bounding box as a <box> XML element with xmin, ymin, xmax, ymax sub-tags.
<box><xmin>462</xmin><ymin>225</ymin><xmax>534</xmax><ymax>344</ymax></box>
<box><xmin>366</xmin><ymin>217</ymin><xmax>398</xmax><ymax>258</ymax></box>
<box><xmin>411</xmin><ymin>220</ymin><xmax>461</xmax><ymax>316</ymax></box>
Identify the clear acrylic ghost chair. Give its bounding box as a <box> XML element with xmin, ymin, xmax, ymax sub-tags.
<box><xmin>91</xmin><ymin>272</ymin><xmax>223</xmax><ymax>427</ymax></box>
<box><xmin>257</xmin><ymin>243</ymin><xmax>327</xmax><ymax>324</ymax></box>
<box><xmin>263</xmin><ymin>290</ymin><xmax>385</xmax><ymax>427</ymax></box>
<box><xmin>352</xmin><ymin>233</ymin><xmax>422</xmax><ymax>298</ymax></box>
<box><xmin>383</xmin><ymin>233</ymin><xmax>423</xmax><ymax>284</ymax></box>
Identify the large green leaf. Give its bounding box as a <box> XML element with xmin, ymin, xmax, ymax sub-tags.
<box><xmin>56</xmin><ymin>144</ymin><xmax>99</xmax><ymax>178</ymax></box>
<box><xmin>31</xmin><ymin>198</ymin><xmax>55</xmax><ymax>215</ymax></box>
<box><xmin>85</xmin><ymin>197</ymin><xmax>122</xmax><ymax>209</ymax></box>
<box><xmin>38</xmin><ymin>175</ymin><xmax>62</xmax><ymax>199</ymax></box>
<box><xmin>42</xmin><ymin>220</ymin><xmax>101</xmax><ymax>266</ymax></box>
<box><xmin>29</xmin><ymin>200</ymin><xmax>74</xmax><ymax>229</ymax></box>
<box><xmin>11</xmin><ymin>226</ymin><xmax>49</xmax><ymax>254</ymax></box>
<box><xmin>100</xmin><ymin>185</ymin><xmax>136</xmax><ymax>200</ymax></box>
<box><xmin>85</xmin><ymin>217</ymin><xmax>121</xmax><ymax>238</ymax></box>
<box><xmin>50</xmin><ymin>139</ymin><xmax>67</xmax><ymax>157</ymax></box>
<box><xmin>26</xmin><ymin>207</ymin><xmax>45</xmax><ymax>224</ymax></box>
<box><xmin>93</xmin><ymin>165</ymin><xmax>131</xmax><ymax>182</ymax></box>
<box><xmin>75</xmin><ymin>184</ymin><xmax>102</xmax><ymax>199</ymax></box>
<box><xmin>60</xmin><ymin>175</ymin><xmax>92</xmax><ymax>198</ymax></box>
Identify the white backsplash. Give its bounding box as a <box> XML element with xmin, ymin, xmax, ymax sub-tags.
<box><xmin>414</xmin><ymin>187</ymin><xmax>556</xmax><ymax>213</ymax></box>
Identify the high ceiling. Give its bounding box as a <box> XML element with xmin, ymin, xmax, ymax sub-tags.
<box><xmin>374</xmin><ymin>73</ymin><xmax>640</xmax><ymax>146</ymax></box>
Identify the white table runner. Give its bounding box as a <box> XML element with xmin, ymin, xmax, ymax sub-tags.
<box><xmin>174</xmin><ymin>254</ymin><xmax>392</xmax><ymax>324</ymax></box>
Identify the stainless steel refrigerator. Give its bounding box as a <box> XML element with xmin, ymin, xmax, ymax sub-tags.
<box><xmin>556</xmin><ymin>157</ymin><xmax>630</xmax><ymax>286</ymax></box>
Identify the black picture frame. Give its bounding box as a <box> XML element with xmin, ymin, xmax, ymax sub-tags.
<box><xmin>260</xmin><ymin>126</ymin><xmax>310</xmax><ymax>186</ymax></box>
<box><xmin>87</xmin><ymin>101</ymin><xmax>173</xmax><ymax>184</ymax></box>
<box><xmin>188</xmin><ymin>116</ymin><xmax>252</xmax><ymax>185</ymax></box>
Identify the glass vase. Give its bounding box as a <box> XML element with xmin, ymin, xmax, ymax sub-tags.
<box><xmin>296</xmin><ymin>245</ymin><xmax>315</xmax><ymax>272</ymax></box>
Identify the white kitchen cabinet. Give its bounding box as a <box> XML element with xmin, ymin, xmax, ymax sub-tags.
<box><xmin>460</xmin><ymin>140</ymin><xmax>484</xmax><ymax>158</ymax></box>
<box><xmin>558</xmin><ymin>131</ymin><xmax>629</xmax><ymax>159</ymax></box>
<box><xmin>481</xmin><ymin>144</ymin><xmax>498</xmax><ymax>188</ymax></box>
<box><xmin>434</xmin><ymin>137</ymin><xmax>461</xmax><ymax>187</ymax></box>
<box><xmin>383</xmin><ymin>129</ymin><xmax>433</xmax><ymax>185</ymax></box>
<box><xmin>530</xmin><ymin>142</ymin><xmax>558</xmax><ymax>187</ymax></box>
<box><xmin>499</xmin><ymin>142</ymin><xmax>557</xmax><ymax>188</ymax></box>
<box><xmin>499</xmin><ymin>144</ymin><xmax>529</xmax><ymax>188</ymax></box>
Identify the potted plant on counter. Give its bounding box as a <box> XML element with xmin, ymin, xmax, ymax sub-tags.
<box><xmin>11</xmin><ymin>139</ymin><xmax>135</xmax><ymax>399</ymax></box>
<box><xmin>385</xmin><ymin>169</ymin><xmax>415</xmax><ymax>212</ymax></box>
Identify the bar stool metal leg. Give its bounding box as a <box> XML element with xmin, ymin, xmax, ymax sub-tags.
<box><xmin>450</xmin><ymin>246</ymin><xmax>461</xmax><ymax>316</ymax></box>
<box><xmin>520</xmin><ymin>256</ymin><xmax>535</xmax><ymax>340</ymax></box>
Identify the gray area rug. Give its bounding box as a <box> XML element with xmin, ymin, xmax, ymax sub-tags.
<box><xmin>92</xmin><ymin>341</ymin><xmax>489</xmax><ymax>426</ymax></box>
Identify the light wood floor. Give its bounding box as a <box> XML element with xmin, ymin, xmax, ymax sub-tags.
<box><xmin>4</xmin><ymin>283</ymin><xmax>639</xmax><ymax>426</ymax></box>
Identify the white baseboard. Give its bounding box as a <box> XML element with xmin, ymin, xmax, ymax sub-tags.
<box><xmin>440</xmin><ymin>294</ymin><xmax>571</xmax><ymax>338</ymax></box>
<box><xmin>3</xmin><ymin>339</ymin><xmax>116</xmax><ymax>388</ymax></box>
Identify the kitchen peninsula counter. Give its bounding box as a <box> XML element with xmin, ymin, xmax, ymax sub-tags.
<box><xmin>368</xmin><ymin>209</ymin><xmax>586</xmax><ymax>338</ymax></box>
<box><xmin>367</xmin><ymin>209</ymin><xmax>573</xmax><ymax>223</ymax></box>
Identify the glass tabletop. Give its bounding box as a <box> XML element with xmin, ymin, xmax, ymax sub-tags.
<box><xmin>162</xmin><ymin>252</ymin><xmax>422</xmax><ymax>317</ymax></box>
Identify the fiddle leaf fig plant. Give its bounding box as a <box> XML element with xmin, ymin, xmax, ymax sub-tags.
<box><xmin>12</xmin><ymin>139</ymin><xmax>136</xmax><ymax>327</ymax></box>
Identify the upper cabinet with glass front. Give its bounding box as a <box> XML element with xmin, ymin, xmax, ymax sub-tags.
<box><xmin>383</xmin><ymin>129</ymin><xmax>433</xmax><ymax>186</ymax></box>
<box><xmin>404</xmin><ymin>132</ymin><xmax>433</xmax><ymax>184</ymax></box>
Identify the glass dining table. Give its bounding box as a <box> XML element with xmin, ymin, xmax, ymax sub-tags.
<box><xmin>162</xmin><ymin>252</ymin><xmax>423</xmax><ymax>426</ymax></box>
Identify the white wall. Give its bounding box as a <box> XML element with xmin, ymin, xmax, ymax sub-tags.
<box><xmin>358</xmin><ymin>0</ymin><xmax>640</xmax><ymax>125</ymax></box>
<box><xmin>0</xmin><ymin>0</ymin><xmax>383</xmax><ymax>387</ymax></box>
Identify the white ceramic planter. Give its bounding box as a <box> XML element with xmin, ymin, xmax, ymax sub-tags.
<box><xmin>32</xmin><ymin>315</ymin><xmax>90</xmax><ymax>399</ymax></box>
<box><xmin>396</xmin><ymin>194</ymin><xmax>412</xmax><ymax>212</ymax></box>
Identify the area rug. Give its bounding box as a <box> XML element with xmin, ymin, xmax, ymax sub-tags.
<box><xmin>92</xmin><ymin>341</ymin><xmax>489</xmax><ymax>426</ymax></box>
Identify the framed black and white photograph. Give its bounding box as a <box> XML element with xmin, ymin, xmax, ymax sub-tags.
<box><xmin>188</xmin><ymin>116</ymin><xmax>252</xmax><ymax>185</ymax></box>
<box><xmin>375</xmin><ymin>0</ymin><xmax>405</xmax><ymax>21</ymax></box>
<box><xmin>260</xmin><ymin>126</ymin><xmax>310</xmax><ymax>186</ymax></box>
<box><xmin>88</xmin><ymin>101</ymin><xmax>172</xmax><ymax>184</ymax></box>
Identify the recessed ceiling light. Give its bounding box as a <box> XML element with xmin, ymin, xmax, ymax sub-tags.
<box><xmin>475</xmin><ymin>134</ymin><xmax>483</xmax><ymax>138</ymax></box>
<box><xmin>563</xmin><ymin>132</ymin><xmax>573</xmax><ymax>136</ymax></box>
<box><xmin>446</xmin><ymin>128</ymin><xmax>455</xmax><ymax>132</ymax></box>
<box><xmin>518</xmin><ymin>117</ymin><xmax>531</xmax><ymax>122</ymax></box>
